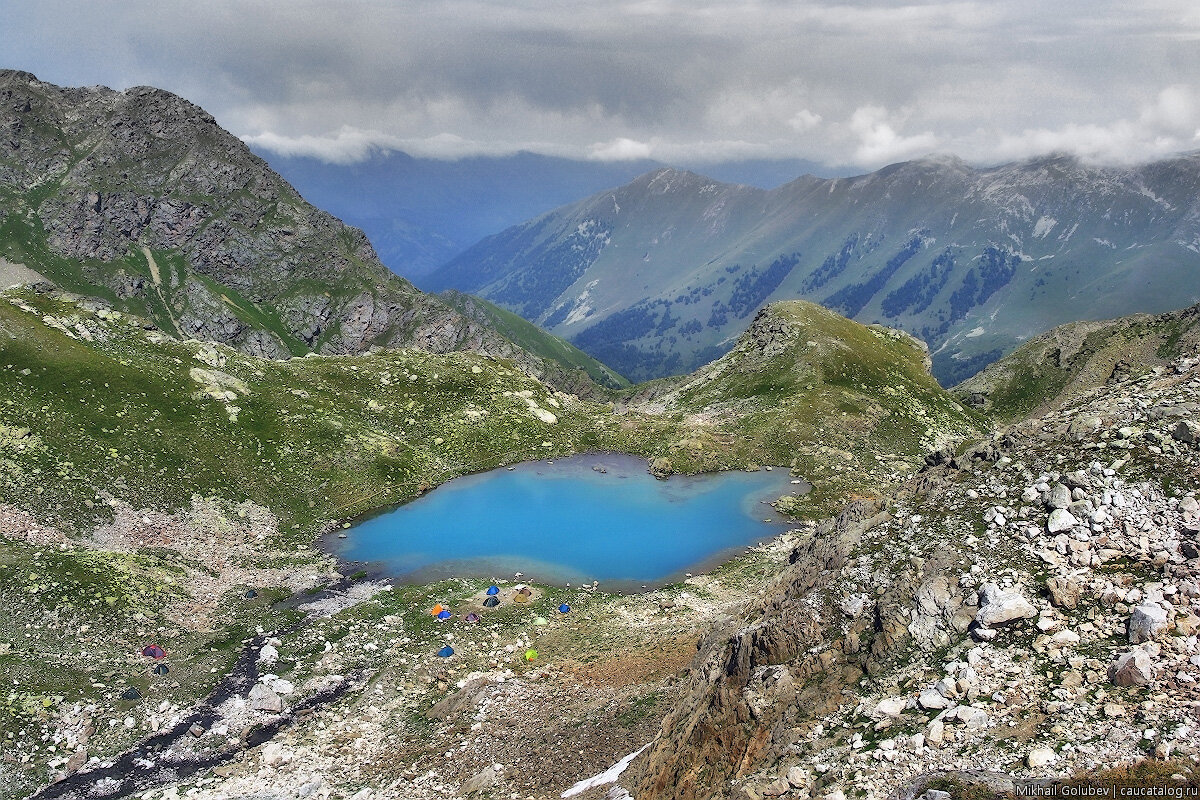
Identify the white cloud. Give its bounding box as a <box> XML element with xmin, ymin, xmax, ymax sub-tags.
<box><xmin>588</xmin><ymin>138</ymin><xmax>655</xmax><ymax>161</ymax></box>
<box><xmin>990</xmin><ymin>85</ymin><xmax>1200</xmax><ymax>164</ymax></box>
<box><xmin>789</xmin><ymin>110</ymin><xmax>822</xmax><ymax>133</ymax></box>
<box><xmin>849</xmin><ymin>106</ymin><xmax>939</xmax><ymax>166</ymax></box>
<box><xmin>242</xmin><ymin>127</ymin><xmax>401</xmax><ymax>165</ymax></box>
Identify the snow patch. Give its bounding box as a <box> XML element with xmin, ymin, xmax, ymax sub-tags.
<box><xmin>965</xmin><ymin>327</ymin><xmax>986</xmax><ymax>339</ymax></box>
<box><xmin>1032</xmin><ymin>216</ymin><xmax>1057</xmax><ymax>239</ymax></box>
<box><xmin>562</xmin><ymin>281</ymin><xmax>599</xmax><ymax>326</ymax></box>
<box><xmin>561</xmin><ymin>743</ymin><xmax>650</xmax><ymax>798</ymax></box>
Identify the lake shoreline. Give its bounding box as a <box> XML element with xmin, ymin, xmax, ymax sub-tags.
<box><xmin>319</xmin><ymin>453</ymin><xmax>810</xmax><ymax>592</ymax></box>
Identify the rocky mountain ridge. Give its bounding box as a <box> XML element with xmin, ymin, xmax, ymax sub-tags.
<box><xmin>955</xmin><ymin>301</ymin><xmax>1200</xmax><ymax>423</ymax></box>
<box><xmin>429</xmin><ymin>154</ymin><xmax>1200</xmax><ymax>384</ymax></box>
<box><xmin>0</xmin><ymin>70</ymin><xmax>599</xmax><ymax>391</ymax></box>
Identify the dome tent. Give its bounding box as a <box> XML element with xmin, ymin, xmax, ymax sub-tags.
<box><xmin>141</xmin><ymin>644</ymin><xmax>166</xmax><ymax>659</ymax></box>
<box><xmin>486</xmin><ymin>586</ymin><xmax>500</xmax><ymax>596</ymax></box>
<box><xmin>483</xmin><ymin>596</ymin><xmax>500</xmax><ymax>607</ymax></box>
<box><xmin>437</xmin><ymin>645</ymin><xmax>455</xmax><ymax>657</ymax></box>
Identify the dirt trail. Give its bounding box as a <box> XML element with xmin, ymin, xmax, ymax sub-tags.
<box><xmin>140</xmin><ymin>246</ymin><xmax>183</xmax><ymax>336</ymax></box>
<box><xmin>140</xmin><ymin>247</ymin><xmax>162</xmax><ymax>287</ymax></box>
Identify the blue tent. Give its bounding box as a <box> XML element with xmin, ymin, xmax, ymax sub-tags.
<box><xmin>437</xmin><ymin>609</ymin><xmax>452</xmax><ymax>620</ymax></box>
<box><xmin>437</xmin><ymin>645</ymin><xmax>455</xmax><ymax>657</ymax></box>
<box><xmin>558</xmin><ymin>603</ymin><xmax>571</xmax><ymax>614</ymax></box>
<box><xmin>486</xmin><ymin>586</ymin><xmax>500</xmax><ymax>596</ymax></box>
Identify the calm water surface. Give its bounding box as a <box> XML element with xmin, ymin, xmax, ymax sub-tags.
<box><xmin>332</xmin><ymin>453</ymin><xmax>807</xmax><ymax>589</ymax></box>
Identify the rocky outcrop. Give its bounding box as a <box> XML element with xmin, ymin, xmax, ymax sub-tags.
<box><xmin>956</xmin><ymin>301</ymin><xmax>1200</xmax><ymax>421</ymax></box>
<box><xmin>0</xmin><ymin>70</ymin><xmax>597</xmax><ymax>392</ymax></box>
<box><xmin>628</xmin><ymin>354</ymin><xmax>1200</xmax><ymax>800</ymax></box>
<box><xmin>631</xmin><ymin>499</ymin><xmax>899</xmax><ymax>800</ymax></box>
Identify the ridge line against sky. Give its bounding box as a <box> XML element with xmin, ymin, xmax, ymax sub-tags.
<box><xmin>3</xmin><ymin>0</ymin><xmax>1199</xmax><ymax>170</ymax></box>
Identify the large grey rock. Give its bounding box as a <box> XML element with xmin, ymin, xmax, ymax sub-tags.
<box><xmin>1129</xmin><ymin>604</ymin><xmax>1171</xmax><ymax>644</ymax></box>
<box><xmin>461</xmin><ymin>765</ymin><xmax>498</xmax><ymax>795</ymax></box>
<box><xmin>1068</xmin><ymin>416</ymin><xmax>1103</xmax><ymax>440</ymax></box>
<box><xmin>1170</xmin><ymin>420</ymin><xmax>1200</xmax><ymax>444</ymax></box>
<box><xmin>976</xmin><ymin>583</ymin><xmax>1037</xmax><ymax>627</ymax></box>
<box><xmin>1108</xmin><ymin>649</ymin><xmax>1155</xmax><ymax>686</ymax></box>
<box><xmin>1047</xmin><ymin>483</ymin><xmax>1072</xmax><ymax>509</ymax></box>
<box><xmin>248</xmin><ymin>682</ymin><xmax>284</xmax><ymax>713</ymax></box>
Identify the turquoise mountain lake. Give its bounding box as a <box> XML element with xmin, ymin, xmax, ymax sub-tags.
<box><xmin>332</xmin><ymin>453</ymin><xmax>806</xmax><ymax>589</ymax></box>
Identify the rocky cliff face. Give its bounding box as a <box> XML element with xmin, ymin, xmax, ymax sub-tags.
<box><xmin>0</xmin><ymin>70</ymin><xmax>589</xmax><ymax>387</ymax></box>
<box><xmin>626</xmin><ymin>354</ymin><xmax>1200</xmax><ymax>799</ymax></box>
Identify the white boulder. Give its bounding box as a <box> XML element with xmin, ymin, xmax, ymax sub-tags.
<box><xmin>976</xmin><ymin>583</ymin><xmax>1037</xmax><ymax>627</ymax></box>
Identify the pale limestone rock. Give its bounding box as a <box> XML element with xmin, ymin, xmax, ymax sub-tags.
<box><xmin>1047</xmin><ymin>508</ymin><xmax>1079</xmax><ymax>533</ymax></box>
<box><xmin>976</xmin><ymin>583</ymin><xmax>1037</xmax><ymax>627</ymax></box>
<box><xmin>918</xmin><ymin>688</ymin><xmax>951</xmax><ymax>710</ymax></box>
<box><xmin>248</xmin><ymin>682</ymin><xmax>284</xmax><ymax>712</ymax></box>
<box><xmin>874</xmin><ymin>696</ymin><xmax>907</xmax><ymax>717</ymax></box>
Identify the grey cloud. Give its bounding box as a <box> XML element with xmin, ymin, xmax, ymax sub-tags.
<box><xmin>2</xmin><ymin>0</ymin><xmax>1198</xmax><ymax>169</ymax></box>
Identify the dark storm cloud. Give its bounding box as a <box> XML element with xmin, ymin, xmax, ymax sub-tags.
<box><xmin>3</xmin><ymin>0</ymin><xmax>1198</xmax><ymax>167</ymax></box>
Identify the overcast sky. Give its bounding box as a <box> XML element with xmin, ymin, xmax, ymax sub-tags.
<box><xmin>4</xmin><ymin>0</ymin><xmax>1199</xmax><ymax>170</ymax></box>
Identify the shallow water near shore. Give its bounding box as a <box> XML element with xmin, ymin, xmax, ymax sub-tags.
<box><xmin>329</xmin><ymin>453</ymin><xmax>807</xmax><ymax>590</ymax></box>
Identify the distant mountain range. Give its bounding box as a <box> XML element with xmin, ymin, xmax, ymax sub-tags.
<box><xmin>427</xmin><ymin>155</ymin><xmax>1200</xmax><ymax>384</ymax></box>
<box><xmin>259</xmin><ymin>151</ymin><xmax>831</xmax><ymax>280</ymax></box>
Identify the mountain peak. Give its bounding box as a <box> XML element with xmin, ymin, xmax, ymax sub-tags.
<box><xmin>0</xmin><ymin>68</ymin><xmax>39</xmax><ymax>84</ymax></box>
<box><xmin>633</xmin><ymin>166</ymin><xmax>729</xmax><ymax>194</ymax></box>
<box><xmin>0</xmin><ymin>72</ymin><xmax>608</xmax><ymax>392</ymax></box>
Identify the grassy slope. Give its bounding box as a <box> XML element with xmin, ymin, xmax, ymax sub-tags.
<box><xmin>440</xmin><ymin>289</ymin><xmax>630</xmax><ymax>389</ymax></box>
<box><xmin>954</xmin><ymin>302</ymin><xmax>1200</xmax><ymax>424</ymax></box>
<box><xmin>0</xmin><ymin>287</ymin><xmax>683</xmax><ymax>795</ymax></box>
<box><xmin>0</xmin><ymin>292</ymin><xmax>986</xmax><ymax>533</ymax></box>
<box><xmin>629</xmin><ymin>301</ymin><xmax>989</xmax><ymax>510</ymax></box>
<box><xmin>0</xmin><ymin>291</ymin><xmax>653</xmax><ymax>540</ymax></box>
